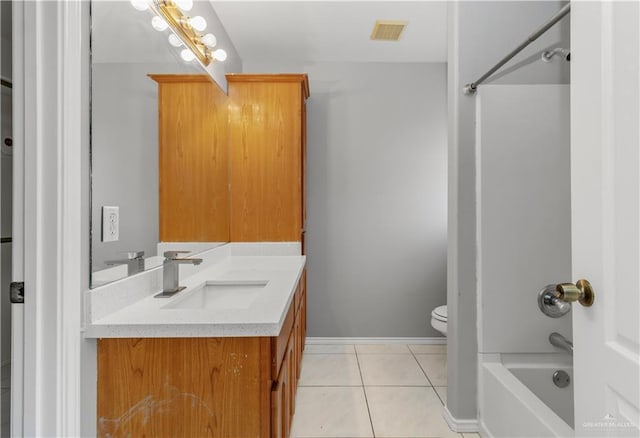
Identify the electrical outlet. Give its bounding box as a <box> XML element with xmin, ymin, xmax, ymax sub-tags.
<box><xmin>102</xmin><ymin>206</ymin><xmax>119</xmax><ymax>242</ymax></box>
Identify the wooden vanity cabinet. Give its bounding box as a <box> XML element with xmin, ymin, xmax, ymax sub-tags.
<box><xmin>227</xmin><ymin>74</ymin><xmax>310</xmax><ymax>246</ymax></box>
<box><xmin>97</xmin><ymin>270</ymin><xmax>306</xmax><ymax>438</ymax></box>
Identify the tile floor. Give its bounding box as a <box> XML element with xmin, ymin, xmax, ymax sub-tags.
<box><xmin>290</xmin><ymin>344</ymin><xmax>481</xmax><ymax>438</ymax></box>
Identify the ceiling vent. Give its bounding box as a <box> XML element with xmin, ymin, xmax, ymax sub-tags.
<box><xmin>370</xmin><ymin>20</ymin><xmax>407</xmax><ymax>41</ymax></box>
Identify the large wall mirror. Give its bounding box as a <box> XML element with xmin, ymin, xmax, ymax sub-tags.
<box><xmin>90</xmin><ymin>1</ymin><xmax>231</xmax><ymax>287</ymax></box>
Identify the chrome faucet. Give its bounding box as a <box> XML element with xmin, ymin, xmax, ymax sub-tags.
<box><xmin>105</xmin><ymin>251</ymin><xmax>145</xmax><ymax>276</ymax></box>
<box><xmin>155</xmin><ymin>251</ymin><xmax>203</xmax><ymax>298</ymax></box>
<box><xmin>549</xmin><ymin>332</ymin><xmax>573</xmax><ymax>356</ymax></box>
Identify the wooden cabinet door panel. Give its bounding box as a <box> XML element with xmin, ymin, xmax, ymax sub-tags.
<box><xmin>150</xmin><ymin>75</ymin><xmax>230</xmax><ymax>243</ymax></box>
<box><xmin>97</xmin><ymin>337</ymin><xmax>269</xmax><ymax>438</ymax></box>
<box><xmin>227</xmin><ymin>75</ymin><xmax>309</xmax><ymax>242</ymax></box>
<box><xmin>271</xmin><ymin>376</ymin><xmax>284</xmax><ymax>438</ymax></box>
<box><xmin>272</xmin><ymin>301</ymin><xmax>295</xmax><ymax>379</ymax></box>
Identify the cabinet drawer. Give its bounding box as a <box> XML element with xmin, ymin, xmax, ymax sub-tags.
<box><xmin>272</xmin><ymin>301</ymin><xmax>295</xmax><ymax>380</ymax></box>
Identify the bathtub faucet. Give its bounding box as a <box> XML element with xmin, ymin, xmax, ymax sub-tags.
<box><xmin>549</xmin><ymin>332</ymin><xmax>573</xmax><ymax>355</ymax></box>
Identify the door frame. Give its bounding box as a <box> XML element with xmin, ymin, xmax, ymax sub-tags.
<box><xmin>12</xmin><ymin>1</ymin><xmax>86</xmax><ymax>435</ymax></box>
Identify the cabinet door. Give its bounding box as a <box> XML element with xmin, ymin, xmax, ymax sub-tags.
<box><xmin>271</xmin><ymin>358</ymin><xmax>287</xmax><ymax>438</ymax></box>
<box><xmin>294</xmin><ymin>313</ymin><xmax>301</xmax><ymax>381</ymax></box>
<box><xmin>150</xmin><ymin>75</ymin><xmax>230</xmax><ymax>242</ymax></box>
<box><xmin>287</xmin><ymin>335</ymin><xmax>297</xmax><ymax>419</ymax></box>
<box><xmin>301</xmin><ymin>281</ymin><xmax>307</xmax><ymax>353</ymax></box>
<box><xmin>227</xmin><ymin>75</ymin><xmax>308</xmax><ymax>242</ymax></box>
<box><xmin>271</xmin><ymin>378</ymin><xmax>282</xmax><ymax>438</ymax></box>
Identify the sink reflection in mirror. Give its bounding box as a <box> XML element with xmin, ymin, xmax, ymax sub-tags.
<box><xmin>89</xmin><ymin>1</ymin><xmax>240</xmax><ymax>288</ymax></box>
<box><xmin>162</xmin><ymin>281</ymin><xmax>269</xmax><ymax>310</ymax></box>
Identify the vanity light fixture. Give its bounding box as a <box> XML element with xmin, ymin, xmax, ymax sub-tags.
<box><xmin>131</xmin><ymin>0</ymin><xmax>150</xmax><ymax>11</ymax></box>
<box><xmin>151</xmin><ymin>15</ymin><xmax>169</xmax><ymax>31</ymax></box>
<box><xmin>131</xmin><ymin>0</ymin><xmax>227</xmax><ymax>67</ymax></box>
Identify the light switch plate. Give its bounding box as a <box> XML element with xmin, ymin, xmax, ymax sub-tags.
<box><xmin>102</xmin><ymin>206</ymin><xmax>119</xmax><ymax>242</ymax></box>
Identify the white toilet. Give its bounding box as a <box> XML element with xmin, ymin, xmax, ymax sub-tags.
<box><xmin>431</xmin><ymin>305</ymin><xmax>447</xmax><ymax>336</ymax></box>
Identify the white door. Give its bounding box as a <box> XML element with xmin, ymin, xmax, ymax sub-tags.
<box><xmin>572</xmin><ymin>2</ymin><xmax>640</xmax><ymax>436</ymax></box>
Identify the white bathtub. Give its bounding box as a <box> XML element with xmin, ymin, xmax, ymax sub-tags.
<box><xmin>479</xmin><ymin>354</ymin><xmax>575</xmax><ymax>437</ymax></box>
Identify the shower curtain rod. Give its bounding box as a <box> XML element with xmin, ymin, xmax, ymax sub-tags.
<box><xmin>463</xmin><ymin>3</ymin><xmax>570</xmax><ymax>95</ymax></box>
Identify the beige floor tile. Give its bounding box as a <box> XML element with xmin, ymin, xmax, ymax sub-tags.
<box><xmin>434</xmin><ymin>386</ymin><xmax>447</xmax><ymax>405</ymax></box>
<box><xmin>299</xmin><ymin>354</ymin><xmax>362</xmax><ymax>386</ymax></box>
<box><xmin>462</xmin><ymin>433</ymin><xmax>481</xmax><ymax>438</ymax></box>
<box><xmin>365</xmin><ymin>386</ymin><xmax>459</xmax><ymax>438</ymax></box>
<box><xmin>358</xmin><ymin>354</ymin><xmax>429</xmax><ymax>386</ymax></box>
<box><xmin>415</xmin><ymin>354</ymin><xmax>447</xmax><ymax>386</ymax></box>
<box><xmin>305</xmin><ymin>344</ymin><xmax>356</xmax><ymax>354</ymax></box>
<box><xmin>290</xmin><ymin>387</ymin><xmax>374</xmax><ymax>437</ymax></box>
<box><xmin>355</xmin><ymin>344</ymin><xmax>411</xmax><ymax>354</ymax></box>
<box><xmin>408</xmin><ymin>344</ymin><xmax>447</xmax><ymax>355</ymax></box>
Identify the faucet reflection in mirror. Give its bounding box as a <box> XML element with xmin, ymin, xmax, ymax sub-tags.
<box><xmin>130</xmin><ymin>0</ymin><xmax>227</xmax><ymax>66</ymax></box>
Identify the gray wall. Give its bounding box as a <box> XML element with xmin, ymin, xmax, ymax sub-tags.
<box><xmin>91</xmin><ymin>62</ymin><xmax>164</xmax><ymax>272</ymax></box>
<box><xmin>0</xmin><ymin>0</ymin><xmax>12</xmax><ymax>373</ymax></box>
<box><xmin>245</xmin><ymin>60</ymin><xmax>448</xmax><ymax>338</ymax></box>
<box><xmin>447</xmin><ymin>0</ymin><xmax>570</xmax><ymax>422</ymax></box>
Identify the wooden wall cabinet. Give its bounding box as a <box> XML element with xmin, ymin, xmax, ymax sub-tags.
<box><xmin>150</xmin><ymin>73</ymin><xmax>309</xmax><ymax>247</ymax></box>
<box><xmin>149</xmin><ymin>75</ymin><xmax>230</xmax><ymax>243</ymax></box>
<box><xmin>97</xmin><ymin>270</ymin><xmax>306</xmax><ymax>438</ymax></box>
<box><xmin>227</xmin><ymin>74</ymin><xmax>310</xmax><ymax>244</ymax></box>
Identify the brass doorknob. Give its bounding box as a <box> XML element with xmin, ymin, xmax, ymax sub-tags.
<box><xmin>556</xmin><ymin>279</ymin><xmax>595</xmax><ymax>307</ymax></box>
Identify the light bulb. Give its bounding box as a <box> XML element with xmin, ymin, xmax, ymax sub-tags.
<box><xmin>189</xmin><ymin>16</ymin><xmax>207</xmax><ymax>32</ymax></box>
<box><xmin>168</xmin><ymin>34</ymin><xmax>183</xmax><ymax>47</ymax></box>
<box><xmin>213</xmin><ymin>49</ymin><xmax>227</xmax><ymax>62</ymax></box>
<box><xmin>181</xmin><ymin>49</ymin><xmax>196</xmax><ymax>62</ymax></box>
<box><xmin>130</xmin><ymin>0</ymin><xmax>149</xmax><ymax>11</ymax></box>
<box><xmin>151</xmin><ymin>16</ymin><xmax>169</xmax><ymax>32</ymax></box>
<box><xmin>201</xmin><ymin>33</ymin><xmax>217</xmax><ymax>48</ymax></box>
<box><xmin>174</xmin><ymin>0</ymin><xmax>193</xmax><ymax>12</ymax></box>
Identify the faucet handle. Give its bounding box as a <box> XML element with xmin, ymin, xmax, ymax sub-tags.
<box><xmin>164</xmin><ymin>250</ymin><xmax>190</xmax><ymax>260</ymax></box>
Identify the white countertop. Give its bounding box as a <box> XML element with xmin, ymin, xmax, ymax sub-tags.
<box><xmin>84</xmin><ymin>255</ymin><xmax>306</xmax><ymax>338</ymax></box>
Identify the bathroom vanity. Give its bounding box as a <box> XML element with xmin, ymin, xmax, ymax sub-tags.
<box><xmin>87</xmin><ymin>74</ymin><xmax>309</xmax><ymax>437</ymax></box>
<box><xmin>91</xmin><ymin>256</ymin><xmax>306</xmax><ymax>437</ymax></box>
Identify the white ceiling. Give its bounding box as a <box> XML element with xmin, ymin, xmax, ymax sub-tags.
<box><xmin>212</xmin><ymin>1</ymin><xmax>448</xmax><ymax>63</ymax></box>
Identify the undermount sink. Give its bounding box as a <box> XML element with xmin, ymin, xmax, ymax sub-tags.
<box><xmin>163</xmin><ymin>280</ymin><xmax>269</xmax><ymax>310</ymax></box>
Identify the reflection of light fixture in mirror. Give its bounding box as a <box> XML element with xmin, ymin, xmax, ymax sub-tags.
<box><xmin>201</xmin><ymin>33</ymin><xmax>217</xmax><ymax>48</ymax></box>
<box><xmin>139</xmin><ymin>0</ymin><xmax>228</xmax><ymax>67</ymax></box>
<box><xmin>151</xmin><ymin>16</ymin><xmax>169</xmax><ymax>31</ymax></box>
<box><xmin>168</xmin><ymin>33</ymin><xmax>183</xmax><ymax>47</ymax></box>
<box><xmin>213</xmin><ymin>49</ymin><xmax>227</xmax><ymax>62</ymax></box>
<box><xmin>187</xmin><ymin>16</ymin><xmax>207</xmax><ymax>32</ymax></box>
<box><xmin>174</xmin><ymin>0</ymin><xmax>193</xmax><ymax>12</ymax></box>
<box><xmin>131</xmin><ymin>0</ymin><xmax>150</xmax><ymax>11</ymax></box>
<box><xmin>180</xmin><ymin>49</ymin><xmax>196</xmax><ymax>62</ymax></box>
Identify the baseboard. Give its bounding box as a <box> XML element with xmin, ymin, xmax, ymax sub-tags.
<box><xmin>443</xmin><ymin>405</ymin><xmax>480</xmax><ymax>433</ymax></box>
<box><xmin>306</xmin><ymin>337</ymin><xmax>446</xmax><ymax>345</ymax></box>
